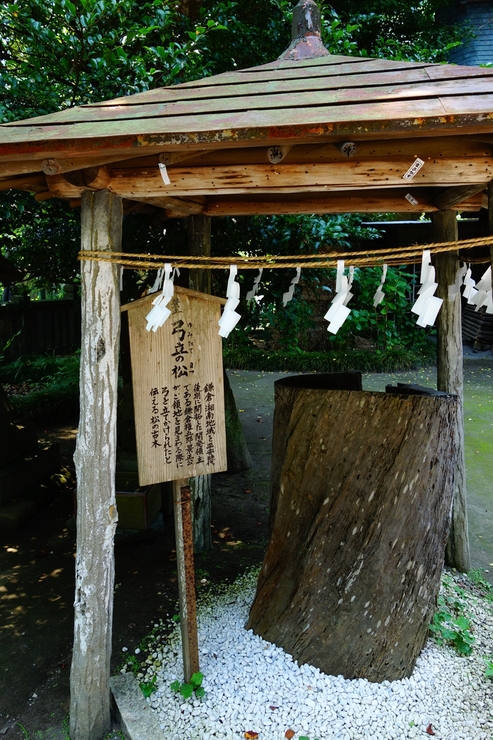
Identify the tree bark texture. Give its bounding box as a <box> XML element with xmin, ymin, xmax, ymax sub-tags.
<box><xmin>432</xmin><ymin>210</ymin><xmax>470</xmax><ymax>572</ymax></box>
<box><xmin>247</xmin><ymin>375</ymin><xmax>459</xmax><ymax>682</ymax></box>
<box><xmin>224</xmin><ymin>369</ymin><xmax>252</xmax><ymax>473</ymax></box>
<box><xmin>188</xmin><ymin>214</ymin><xmax>211</xmax><ymax>295</ymax></box>
<box><xmin>70</xmin><ymin>191</ymin><xmax>122</xmax><ymax>740</ymax></box>
<box><xmin>190</xmin><ymin>474</ymin><xmax>212</xmax><ymax>553</ymax></box>
<box><xmin>187</xmin><ymin>214</ymin><xmax>213</xmax><ymax>548</ymax></box>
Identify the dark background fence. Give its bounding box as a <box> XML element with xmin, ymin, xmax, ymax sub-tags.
<box><xmin>0</xmin><ymin>299</ymin><xmax>81</xmax><ymax>360</ymax></box>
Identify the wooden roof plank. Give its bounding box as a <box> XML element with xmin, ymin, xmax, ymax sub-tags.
<box><xmin>175</xmin><ymin>56</ymin><xmax>435</xmax><ymax>86</ymax></box>
<box><xmin>81</xmin><ymin>69</ymin><xmax>450</xmax><ymax>107</ymax></box>
<box><xmin>89</xmin><ymin>65</ymin><xmax>493</xmax><ymax>107</ymax></box>
<box><xmin>0</xmin><ymin>98</ymin><xmax>462</xmax><ymax>144</ymax></box>
<box><xmin>6</xmin><ymin>78</ymin><xmax>493</xmax><ymax>129</ymax></box>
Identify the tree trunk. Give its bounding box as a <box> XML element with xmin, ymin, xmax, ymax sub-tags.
<box><xmin>432</xmin><ymin>210</ymin><xmax>470</xmax><ymax>572</ymax></box>
<box><xmin>247</xmin><ymin>374</ymin><xmax>459</xmax><ymax>683</ymax></box>
<box><xmin>224</xmin><ymin>369</ymin><xmax>252</xmax><ymax>472</ymax></box>
<box><xmin>70</xmin><ymin>191</ymin><xmax>122</xmax><ymax>740</ymax></box>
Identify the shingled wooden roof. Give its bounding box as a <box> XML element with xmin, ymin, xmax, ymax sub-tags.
<box><xmin>2</xmin><ymin>0</ymin><xmax>493</xmax><ymax>217</ymax></box>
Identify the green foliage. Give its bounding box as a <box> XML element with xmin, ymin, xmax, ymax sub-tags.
<box><xmin>0</xmin><ymin>0</ymin><xmax>228</xmax><ymax>122</ymax></box>
<box><xmin>484</xmin><ymin>657</ymin><xmax>493</xmax><ymax>679</ymax></box>
<box><xmin>429</xmin><ymin>575</ymin><xmax>476</xmax><ymax>656</ymax></box>
<box><xmin>0</xmin><ymin>329</ymin><xmax>21</xmax><ymax>362</ymax></box>
<box><xmin>468</xmin><ymin>569</ymin><xmax>493</xmax><ymax>603</ymax></box>
<box><xmin>214</xmin><ymin>213</ymin><xmax>387</xmax><ymax>353</ymax></box>
<box><xmin>0</xmin><ymin>0</ymin><xmax>465</xmax><ymax>293</ymax></box>
<box><xmin>140</xmin><ymin>675</ymin><xmax>158</xmax><ymax>698</ymax></box>
<box><xmin>330</xmin><ymin>0</ymin><xmax>465</xmax><ymax>63</ymax></box>
<box><xmin>327</xmin><ymin>266</ymin><xmax>434</xmax><ymax>352</ymax></box>
<box><xmin>0</xmin><ymin>351</ymin><xmax>80</xmax><ymax>421</ymax></box>
<box><xmin>0</xmin><ymin>193</ymin><xmax>80</xmax><ymax>290</ymax></box>
<box><xmin>224</xmin><ymin>344</ymin><xmax>435</xmax><ymax>373</ymax></box>
<box><xmin>0</xmin><ymin>350</ymin><xmax>80</xmax><ymax>383</ymax></box>
<box><xmin>123</xmin><ymin>653</ymin><xmax>141</xmax><ymax>676</ymax></box>
<box><xmin>170</xmin><ymin>671</ymin><xmax>205</xmax><ymax>700</ymax></box>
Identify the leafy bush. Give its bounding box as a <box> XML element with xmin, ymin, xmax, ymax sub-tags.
<box><xmin>0</xmin><ymin>351</ymin><xmax>80</xmax><ymax>422</ymax></box>
<box><xmin>0</xmin><ymin>351</ymin><xmax>80</xmax><ymax>384</ymax></box>
<box><xmin>327</xmin><ymin>266</ymin><xmax>434</xmax><ymax>353</ymax></box>
<box><xmin>429</xmin><ymin>575</ymin><xmax>475</xmax><ymax>657</ymax></box>
<box><xmin>224</xmin><ymin>344</ymin><xmax>435</xmax><ymax>373</ymax></box>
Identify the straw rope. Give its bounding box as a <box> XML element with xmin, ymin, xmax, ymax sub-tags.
<box><xmin>78</xmin><ymin>233</ymin><xmax>493</xmax><ymax>270</ymax></box>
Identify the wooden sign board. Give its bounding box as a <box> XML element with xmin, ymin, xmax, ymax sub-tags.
<box><xmin>122</xmin><ymin>286</ymin><xmax>227</xmax><ymax>486</ymax></box>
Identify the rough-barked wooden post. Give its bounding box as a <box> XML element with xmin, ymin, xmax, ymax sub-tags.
<box><xmin>488</xmin><ymin>181</ymin><xmax>493</xmax><ymax>287</ymax></box>
<box><xmin>70</xmin><ymin>191</ymin><xmax>122</xmax><ymax>740</ymax></box>
<box><xmin>188</xmin><ymin>214</ymin><xmax>213</xmax><ymax>552</ymax></box>
<box><xmin>188</xmin><ymin>214</ymin><xmax>211</xmax><ymax>295</ymax></box>
<box><xmin>433</xmin><ymin>210</ymin><xmax>470</xmax><ymax>572</ymax></box>
<box><xmin>173</xmin><ymin>478</ymin><xmax>200</xmax><ymax>682</ymax></box>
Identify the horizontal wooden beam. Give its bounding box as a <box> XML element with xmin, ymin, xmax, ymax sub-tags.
<box><xmin>1</xmin><ymin>136</ymin><xmax>489</xmax><ymax>179</ymax></box>
<box><xmin>46</xmin><ymin>167</ymin><xmax>111</xmax><ymax>197</ymax></box>
<box><xmin>434</xmin><ymin>184</ymin><xmax>486</xmax><ymax>210</ymax></box>
<box><xmin>200</xmin><ymin>186</ymin><xmax>481</xmax><ymax>216</ymax></box>
<box><xmin>105</xmin><ymin>158</ymin><xmax>493</xmax><ymax>198</ymax></box>
<box><xmin>108</xmin><ymin>137</ymin><xmax>493</xmax><ymax>169</ymax></box>
<box><xmin>0</xmin><ymin>173</ymin><xmax>47</xmax><ymax>192</ymax></box>
<box><xmin>129</xmin><ymin>195</ymin><xmax>206</xmax><ymax>215</ymax></box>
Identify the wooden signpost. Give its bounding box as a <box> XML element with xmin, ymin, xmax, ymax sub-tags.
<box><xmin>122</xmin><ymin>285</ymin><xmax>227</xmax><ymax>680</ymax></box>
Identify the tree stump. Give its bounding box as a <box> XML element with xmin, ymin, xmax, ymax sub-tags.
<box><xmin>247</xmin><ymin>374</ymin><xmax>459</xmax><ymax>682</ymax></box>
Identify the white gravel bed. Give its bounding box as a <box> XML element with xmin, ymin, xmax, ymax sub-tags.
<box><xmin>136</xmin><ymin>569</ymin><xmax>493</xmax><ymax>740</ymax></box>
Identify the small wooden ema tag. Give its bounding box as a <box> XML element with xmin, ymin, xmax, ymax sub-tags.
<box><xmin>122</xmin><ymin>286</ymin><xmax>227</xmax><ymax>486</ymax></box>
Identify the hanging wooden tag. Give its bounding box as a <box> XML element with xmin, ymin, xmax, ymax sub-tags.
<box><xmin>122</xmin><ymin>286</ymin><xmax>227</xmax><ymax>486</ymax></box>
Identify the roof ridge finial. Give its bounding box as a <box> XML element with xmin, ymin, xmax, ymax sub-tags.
<box><xmin>279</xmin><ymin>0</ymin><xmax>330</xmax><ymax>61</ymax></box>
<box><xmin>292</xmin><ymin>0</ymin><xmax>322</xmax><ymax>41</ymax></box>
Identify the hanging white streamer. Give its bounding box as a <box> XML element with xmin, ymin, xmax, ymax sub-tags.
<box><xmin>373</xmin><ymin>264</ymin><xmax>388</xmax><ymax>307</ymax></box>
<box><xmin>448</xmin><ymin>263</ymin><xmax>467</xmax><ymax>302</ymax></box>
<box><xmin>150</xmin><ymin>266</ymin><xmax>165</xmax><ymax>294</ymax></box>
<box><xmin>324</xmin><ymin>261</ymin><xmax>354</xmax><ymax>334</ymax></box>
<box><xmin>463</xmin><ymin>267</ymin><xmax>477</xmax><ymax>302</ymax></box>
<box><xmin>218</xmin><ymin>265</ymin><xmax>241</xmax><ymax>338</ymax></box>
<box><xmin>145</xmin><ymin>263</ymin><xmax>175</xmax><ymax>332</ymax></box>
<box><xmin>411</xmin><ymin>251</ymin><xmax>442</xmax><ymax>327</ymax></box>
<box><xmin>282</xmin><ymin>267</ymin><xmax>301</xmax><ymax>306</ymax></box>
<box><xmin>469</xmin><ymin>266</ymin><xmax>493</xmax><ymax>313</ymax></box>
<box><xmin>246</xmin><ymin>268</ymin><xmax>263</xmax><ymax>301</ymax></box>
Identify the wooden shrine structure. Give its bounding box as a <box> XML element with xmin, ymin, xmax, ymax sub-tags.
<box><xmin>2</xmin><ymin>0</ymin><xmax>493</xmax><ymax>736</ymax></box>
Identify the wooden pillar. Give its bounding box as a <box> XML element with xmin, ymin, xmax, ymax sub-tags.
<box><xmin>70</xmin><ymin>191</ymin><xmax>122</xmax><ymax>740</ymax></box>
<box><xmin>173</xmin><ymin>478</ymin><xmax>200</xmax><ymax>682</ymax></box>
<box><xmin>488</xmin><ymin>181</ymin><xmax>493</xmax><ymax>273</ymax></box>
<box><xmin>188</xmin><ymin>214</ymin><xmax>213</xmax><ymax>550</ymax></box>
<box><xmin>188</xmin><ymin>214</ymin><xmax>211</xmax><ymax>295</ymax></box>
<box><xmin>432</xmin><ymin>210</ymin><xmax>470</xmax><ymax>572</ymax></box>
<box><xmin>488</xmin><ymin>181</ymin><xmax>493</xmax><ymax>239</ymax></box>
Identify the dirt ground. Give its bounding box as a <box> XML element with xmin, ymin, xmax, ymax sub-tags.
<box><xmin>0</xmin><ymin>360</ymin><xmax>492</xmax><ymax>739</ymax></box>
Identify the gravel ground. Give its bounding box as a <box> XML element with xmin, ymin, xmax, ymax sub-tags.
<box><xmin>128</xmin><ymin>568</ymin><xmax>493</xmax><ymax>740</ymax></box>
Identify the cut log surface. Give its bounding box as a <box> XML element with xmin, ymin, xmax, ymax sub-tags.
<box><xmin>247</xmin><ymin>374</ymin><xmax>459</xmax><ymax>683</ymax></box>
